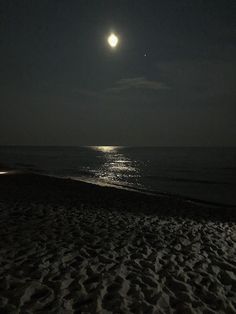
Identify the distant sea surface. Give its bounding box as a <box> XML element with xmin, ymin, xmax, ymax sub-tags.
<box><xmin>0</xmin><ymin>146</ymin><xmax>236</xmax><ymax>206</ymax></box>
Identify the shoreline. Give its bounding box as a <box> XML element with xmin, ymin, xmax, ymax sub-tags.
<box><xmin>0</xmin><ymin>170</ymin><xmax>235</xmax><ymax>221</ymax></box>
<box><xmin>68</xmin><ymin>176</ymin><xmax>236</xmax><ymax>209</ymax></box>
<box><xmin>1</xmin><ymin>161</ymin><xmax>236</xmax><ymax>210</ymax></box>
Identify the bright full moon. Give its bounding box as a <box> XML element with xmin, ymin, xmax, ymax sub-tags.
<box><xmin>108</xmin><ymin>33</ymin><xmax>119</xmax><ymax>48</ymax></box>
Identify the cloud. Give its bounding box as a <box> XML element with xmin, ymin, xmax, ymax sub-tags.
<box><xmin>73</xmin><ymin>77</ymin><xmax>169</xmax><ymax>101</ymax></box>
<box><xmin>105</xmin><ymin>77</ymin><xmax>169</xmax><ymax>93</ymax></box>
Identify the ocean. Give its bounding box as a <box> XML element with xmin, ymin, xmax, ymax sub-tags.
<box><xmin>0</xmin><ymin>146</ymin><xmax>236</xmax><ymax>206</ymax></box>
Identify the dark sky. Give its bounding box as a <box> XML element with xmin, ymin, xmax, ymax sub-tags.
<box><xmin>1</xmin><ymin>0</ymin><xmax>236</xmax><ymax>146</ymax></box>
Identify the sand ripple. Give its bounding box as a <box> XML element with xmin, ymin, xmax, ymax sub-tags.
<box><xmin>0</xmin><ymin>174</ymin><xmax>235</xmax><ymax>313</ymax></box>
<box><xmin>0</xmin><ymin>201</ymin><xmax>235</xmax><ymax>313</ymax></box>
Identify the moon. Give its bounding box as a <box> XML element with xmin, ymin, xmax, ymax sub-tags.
<box><xmin>107</xmin><ymin>33</ymin><xmax>119</xmax><ymax>48</ymax></box>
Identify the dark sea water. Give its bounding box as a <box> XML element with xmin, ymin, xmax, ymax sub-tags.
<box><xmin>0</xmin><ymin>146</ymin><xmax>236</xmax><ymax>206</ymax></box>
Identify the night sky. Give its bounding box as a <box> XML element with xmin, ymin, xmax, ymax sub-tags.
<box><xmin>1</xmin><ymin>0</ymin><xmax>236</xmax><ymax>146</ymax></box>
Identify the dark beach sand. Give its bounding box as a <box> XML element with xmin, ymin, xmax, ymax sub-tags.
<box><xmin>0</xmin><ymin>172</ymin><xmax>235</xmax><ymax>313</ymax></box>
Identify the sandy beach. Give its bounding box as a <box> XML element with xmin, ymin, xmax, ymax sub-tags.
<box><xmin>0</xmin><ymin>172</ymin><xmax>235</xmax><ymax>313</ymax></box>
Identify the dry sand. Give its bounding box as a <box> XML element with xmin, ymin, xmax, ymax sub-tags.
<box><xmin>0</xmin><ymin>173</ymin><xmax>235</xmax><ymax>313</ymax></box>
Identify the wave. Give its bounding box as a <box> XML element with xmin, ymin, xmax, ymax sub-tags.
<box><xmin>144</xmin><ymin>175</ymin><xmax>235</xmax><ymax>186</ymax></box>
<box><xmin>57</xmin><ymin>174</ymin><xmax>236</xmax><ymax>208</ymax></box>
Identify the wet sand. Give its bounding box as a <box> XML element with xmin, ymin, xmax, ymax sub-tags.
<box><xmin>0</xmin><ymin>172</ymin><xmax>235</xmax><ymax>313</ymax></box>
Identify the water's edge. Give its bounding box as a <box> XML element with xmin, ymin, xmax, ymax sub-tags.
<box><xmin>21</xmin><ymin>169</ymin><xmax>236</xmax><ymax>209</ymax></box>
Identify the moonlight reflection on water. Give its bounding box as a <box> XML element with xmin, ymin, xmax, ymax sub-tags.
<box><xmin>89</xmin><ymin>146</ymin><xmax>140</xmax><ymax>186</ymax></box>
<box><xmin>91</xmin><ymin>146</ymin><xmax>118</xmax><ymax>153</ymax></box>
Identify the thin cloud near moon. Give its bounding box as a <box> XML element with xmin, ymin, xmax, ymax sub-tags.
<box><xmin>106</xmin><ymin>77</ymin><xmax>170</xmax><ymax>93</ymax></box>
